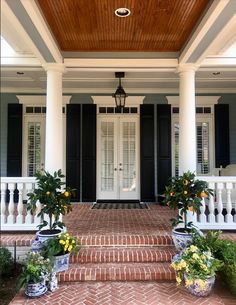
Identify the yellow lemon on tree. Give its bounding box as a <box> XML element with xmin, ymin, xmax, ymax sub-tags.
<box><xmin>64</xmin><ymin>191</ymin><xmax>70</xmax><ymax>197</ymax></box>
<box><xmin>46</xmin><ymin>191</ymin><xmax>50</xmax><ymax>196</ymax></box>
<box><xmin>183</xmin><ymin>191</ymin><xmax>188</xmax><ymax>195</ymax></box>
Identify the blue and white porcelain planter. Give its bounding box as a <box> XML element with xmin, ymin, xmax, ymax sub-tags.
<box><xmin>172</xmin><ymin>228</ymin><xmax>193</xmax><ymax>251</ymax></box>
<box><xmin>53</xmin><ymin>253</ymin><xmax>70</xmax><ymax>273</ymax></box>
<box><xmin>31</xmin><ymin>229</ymin><xmax>62</xmax><ymax>252</ymax></box>
<box><xmin>25</xmin><ymin>280</ymin><xmax>47</xmax><ymax>298</ymax></box>
<box><xmin>184</xmin><ymin>275</ymin><xmax>215</xmax><ymax>297</ymax></box>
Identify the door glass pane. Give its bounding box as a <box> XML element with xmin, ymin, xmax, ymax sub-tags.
<box><xmin>27</xmin><ymin>122</ymin><xmax>41</xmax><ymax>176</ymax></box>
<box><xmin>101</xmin><ymin>122</ymin><xmax>114</xmax><ymax>191</ymax></box>
<box><xmin>197</xmin><ymin>122</ymin><xmax>210</xmax><ymax>174</ymax></box>
<box><xmin>122</xmin><ymin>122</ymin><xmax>136</xmax><ymax>191</ymax></box>
<box><xmin>174</xmin><ymin>122</ymin><xmax>210</xmax><ymax>175</ymax></box>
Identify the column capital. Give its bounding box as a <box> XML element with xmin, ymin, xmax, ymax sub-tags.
<box><xmin>176</xmin><ymin>63</ymin><xmax>199</xmax><ymax>74</ymax></box>
<box><xmin>43</xmin><ymin>63</ymin><xmax>66</xmax><ymax>73</ymax></box>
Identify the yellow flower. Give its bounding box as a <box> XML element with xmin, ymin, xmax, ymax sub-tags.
<box><xmin>192</xmin><ymin>253</ymin><xmax>199</xmax><ymax>260</ymax></box>
<box><xmin>59</xmin><ymin>240</ymin><xmax>65</xmax><ymax>245</ymax></box>
<box><xmin>72</xmin><ymin>240</ymin><xmax>75</xmax><ymax>244</ymax></box>
<box><xmin>185</xmin><ymin>278</ymin><xmax>193</xmax><ymax>288</ymax></box>
<box><xmin>189</xmin><ymin>245</ymin><xmax>198</xmax><ymax>253</ymax></box>
<box><xmin>176</xmin><ymin>276</ymin><xmax>182</xmax><ymax>285</ymax></box>
<box><xmin>68</xmin><ymin>245</ymin><xmax>72</xmax><ymax>252</ymax></box>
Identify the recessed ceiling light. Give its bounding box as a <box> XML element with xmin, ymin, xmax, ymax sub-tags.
<box><xmin>115</xmin><ymin>8</ymin><xmax>131</xmax><ymax>17</ymax></box>
<box><xmin>213</xmin><ymin>72</ymin><xmax>220</xmax><ymax>75</ymax></box>
<box><xmin>16</xmin><ymin>71</ymin><xmax>24</xmax><ymax>75</ymax></box>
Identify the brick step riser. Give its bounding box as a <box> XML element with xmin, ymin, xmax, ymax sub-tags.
<box><xmin>79</xmin><ymin>236</ymin><xmax>173</xmax><ymax>247</ymax></box>
<box><xmin>69</xmin><ymin>250</ymin><xmax>175</xmax><ymax>264</ymax></box>
<box><xmin>58</xmin><ymin>265</ymin><xmax>176</xmax><ymax>282</ymax></box>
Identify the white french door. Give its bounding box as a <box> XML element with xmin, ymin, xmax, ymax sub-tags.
<box><xmin>97</xmin><ymin>115</ymin><xmax>139</xmax><ymax>200</ymax></box>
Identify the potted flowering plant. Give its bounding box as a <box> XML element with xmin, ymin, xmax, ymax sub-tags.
<box><xmin>41</xmin><ymin>232</ymin><xmax>80</xmax><ymax>273</ymax></box>
<box><xmin>17</xmin><ymin>251</ymin><xmax>52</xmax><ymax>297</ymax></box>
<box><xmin>163</xmin><ymin>171</ymin><xmax>213</xmax><ymax>250</ymax></box>
<box><xmin>171</xmin><ymin>244</ymin><xmax>222</xmax><ymax>297</ymax></box>
<box><xmin>27</xmin><ymin>169</ymin><xmax>75</xmax><ymax>238</ymax></box>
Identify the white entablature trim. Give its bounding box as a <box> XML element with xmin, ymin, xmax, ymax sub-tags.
<box><xmin>16</xmin><ymin>95</ymin><xmax>71</xmax><ymax>105</ymax></box>
<box><xmin>166</xmin><ymin>96</ymin><xmax>221</xmax><ymax>106</ymax></box>
<box><xmin>91</xmin><ymin>96</ymin><xmax>145</xmax><ymax>106</ymax></box>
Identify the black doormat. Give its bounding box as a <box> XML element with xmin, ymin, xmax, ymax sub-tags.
<box><xmin>91</xmin><ymin>202</ymin><xmax>149</xmax><ymax>209</ymax></box>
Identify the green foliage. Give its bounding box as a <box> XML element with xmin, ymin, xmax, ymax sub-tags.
<box><xmin>163</xmin><ymin>171</ymin><xmax>213</xmax><ymax>229</ymax></box>
<box><xmin>191</xmin><ymin>230</ymin><xmax>223</xmax><ymax>255</ymax></box>
<box><xmin>218</xmin><ymin>239</ymin><xmax>236</xmax><ymax>297</ymax></box>
<box><xmin>27</xmin><ymin>169</ymin><xmax>75</xmax><ymax>230</ymax></box>
<box><xmin>0</xmin><ymin>247</ymin><xmax>14</xmax><ymax>277</ymax></box>
<box><xmin>41</xmin><ymin>232</ymin><xmax>80</xmax><ymax>259</ymax></box>
<box><xmin>191</xmin><ymin>230</ymin><xmax>236</xmax><ymax>296</ymax></box>
<box><xmin>17</xmin><ymin>252</ymin><xmax>52</xmax><ymax>289</ymax></box>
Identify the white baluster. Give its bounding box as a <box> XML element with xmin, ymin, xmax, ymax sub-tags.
<box><xmin>199</xmin><ymin>197</ymin><xmax>207</xmax><ymax>223</ymax></box>
<box><xmin>208</xmin><ymin>182</ymin><xmax>215</xmax><ymax>223</ymax></box>
<box><xmin>226</xmin><ymin>182</ymin><xmax>233</xmax><ymax>223</ymax></box>
<box><xmin>1</xmin><ymin>182</ymin><xmax>7</xmax><ymax>224</ymax></box>
<box><xmin>34</xmin><ymin>199</ymin><xmax>42</xmax><ymax>226</ymax></box>
<box><xmin>234</xmin><ymin>182</ymin><xmax>236</xmax><ymax>223</ymax></box>
<box><xmin>16</xmin><ymin>183</ymin><xmax>24</xmax><ymax>224</ymax></box>
<box><xmin>216</xmin><ymin>182</ymin><xmax>224</xmax><ymax>223</ymax></box>
<box><xmin>25</xmin><ymin>183</ymin><xmax>33</xmax><ymax>225</ymax></box>
<box><xmin>7</xmin><ymin>183</ymin><xmax>15</xmax><ymax>224</ymax></box>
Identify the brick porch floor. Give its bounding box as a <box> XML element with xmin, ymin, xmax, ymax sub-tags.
<box><xmin>2</xmin><ymin>203</ymin><xmax>236</xmax><ymax>304</ymax></box>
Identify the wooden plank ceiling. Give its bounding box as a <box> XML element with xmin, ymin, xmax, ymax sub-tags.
<box><xmin>37</xmin><ymin>0</ymin><xmax>209</xmax><ymax>52</ymax></box>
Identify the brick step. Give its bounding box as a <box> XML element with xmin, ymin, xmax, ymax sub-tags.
<box><xmin>70</xmin><ymin>246</ymin><xmax>176</xmax><ymax>264</ymax></box>
<box><xmin>58</xmin><ymin>262</ymin><xmax>176</xmax><ymax>282</ymax></box>
<box><xmin>79</xmin><ymin>234</ymin><xmax>173</xmax><ymax>247</ymax></box>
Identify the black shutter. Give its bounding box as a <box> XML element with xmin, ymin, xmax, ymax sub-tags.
<box><xmin>156</xmin><ymin>105</ymin><xmax>171</xmax><ymax>198</ymax></box>
<box><xmin>140</xmin><ymin>104</ymin><xmax>155</xmax><ymax>202</ymax></box>
<box><xmin>82</xmin><ymin>104</ymin><xmax>96</xmax><ymax>202</ymax></box>
<box><xmin>215</xmin><ymin>104</ymin><xmax>230</xmax><ymax>167</ymax></box>
<box><xmin>7</xmin><ymin>104</ymin><xmax>22</xmax><ymax>176</ymax></box>
<box><xmin>66</xmin><ymin>104</ymin><xmax>81</xmax><ymax>201</ymax></box>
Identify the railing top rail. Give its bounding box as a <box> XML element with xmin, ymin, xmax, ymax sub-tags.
<box><xmin>197</xmin><ymin>176</ymin><xmax>236</xmax><ymax>183</ymax></box>
<box><xmin>1</xmin><ymin>177</ymin><xmax>36</xmax><ymax>183</ymax></box>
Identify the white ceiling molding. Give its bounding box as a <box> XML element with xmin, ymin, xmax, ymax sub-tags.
<box><xmin>16</xmin><ymin>95</ymin><xmax>71</xmax><ymax>105</ymax></box>
<box><xmin>166</xmin><ymin>96</ymin><xmax>221</xmax><ymax>105</ymax></box>
<box><xmin>92</xmin><ymin>96</ymin><xmax>145</xmax><ymax>106</ymax></box>
<box><xmin>2</xmin><ymin>86</ymin><xmax>236</xmax><ymax>95</ymax></box>
<box><xmin>20</xmin><ymin>0</ymin><xmax>62</xmax><ymax>63</ymax></box>
<box><xmin>201</xmin><ymin>57</ymin><xmax>236</xmax><ymax>67</ymax></box>
<box><xmin>64</xmin><ymin>58</ymin><xmax>178</xmax><ymax>69</ymax></box>
<box><xmin>179</xmin><ymin>0</ymin><xmax>233</xmax><ymax>64</ymax></box>
<box><xmin>1</xmin><ymin>0</ymin><xmax>46</xmax><ymax>64</ymax></box>
<box><xmin>1</xmin><ymin>57</ymin><xmax>41</xmax><ymax>66</ymax></box>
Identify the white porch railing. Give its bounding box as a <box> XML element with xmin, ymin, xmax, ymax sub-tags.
<box><xmin>191</xmin><ymin>176</ymin><xmax>236</xmax><ymax>230</ymax></box>
<box><xmin>1</xmin><ymin>177</ymin><xmax>40</xmax><ymax>231</ymax></box>
<box><xmin>1</xmin><ymin>176</ymin><xmax>236</xmax><ymax>231</ymax></box>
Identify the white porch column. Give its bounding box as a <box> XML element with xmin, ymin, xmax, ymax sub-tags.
<box><xmin>43</xmin><ymin>63</ymin><xmax>65</xmax><ymax>173</ymax></box>
<box><xmin>177</xmin><ymin>64</ymin><xmax>197</xmax><ymax>174</ymax></box>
